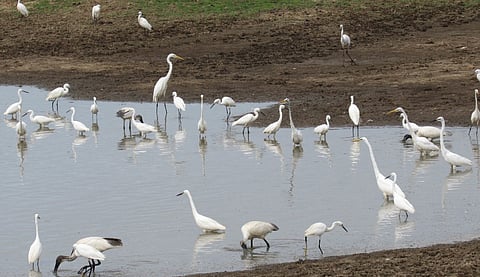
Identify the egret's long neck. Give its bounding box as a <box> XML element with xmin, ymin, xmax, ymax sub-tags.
<box><xmin>29</xmin><ymin>112</ymin><xmax>34</xmax><ymax>121</ymax></box>
<box><xmin>18</xmin><ymin>90</ymin><xmax>23</xmax><ymax>104</ymax></box>
<box><xmin>326</xmin><ymin>116</ymin><xmax>330</xmax><ymax>127</ymax></box>
<box><xmin>340</xmin><ymin>26</ymin><xmax>344</xmax><ymax>37</ymax></box>
<box><xmin>200</xmin><ymin>96</ymin><xmax>204</xmax><ymax>118</ymax></box>
<box><xmin>277</xmin><ymin>106</ymin><xmax>283</xmax><ymax>124</ymax></box>
<box><xmin>166</xmin><ymin>57</ymin><xmax>174</xmax><ymax>80</ymax></box>
<box><xmin>186</xmin><ymin>192</ymin><xmax>199</xmax><ymax>217</ymax></box>
<box><xmin>327</xmin><ymin>222</ymin><xmax>337</xmax><ymax>232</ymax></box>
<box><xmin>364</xmin><ymin>140</ymin><xmax>381</xmax><ymax>178</ymax></box>
<box><xmin>402</xmin><ymin>112</ymin><xmax>417</xmax><ymax>138</ymax></box>
<box><xmin>35</xmin><ymin>218</ymin><xmax>40</xmax><ymax>240</ymax></box>
<box><xmin>287</xmin><ymin>104</ymin><xmax>295</xmax><ymax>130</ymax></box>
<box><xmin>439</xmin><ymin>119</ymin><xmax>447</xmax><ymax>156</ymax></box>
<box><xmin>475</xmin><ymin>92</ymin><xmax>479</xmax><ymax>111</ymax></box>
<box><xmin>70</xmin><ymin>109</ymin><xmax>75</xmax><ymax>123</ymax></box>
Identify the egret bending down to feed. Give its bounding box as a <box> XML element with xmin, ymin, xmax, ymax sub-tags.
<box><xmin>28</xmin><ymin>214</ymin><xmax>42</xmax><ymax>271</ymax></box>
<box><xmin>92</xmin><ymin>4</ymin><xmax>101</xmax><ymax>23</ymax></box>
<box><xmin>137</xmin><ymin>11</ymin><xmax>152</xmax><ymax>31</ymax></box>
<box><xmin>4</xmin><ymin>88</ymin><xmax>28</xmax><ymax>119</ymax></box>
<box><xmin>172</xmin><ymin>91</ymin><xmax>186</xmax><ymax>118</ymax></box>
<box><xmin>340</xmin><ymin>24</ymin><xmax>356</xmax><ymax>65</ymax></box>
<box><xmin>153</xmin><ymin>53</ymin><xmax>184</xmax><ymax>114</ymax></box>
<box><xmin>360</xmin><ymin>137</ymin><xmax>405</xmax><ymax>199</ymax></box>
<box><xmin>263</xmin><ymin>104</ymin><xmax>285</xmax><ymax>140</ymax></box>
<box><xmin>348</xmin><ymin>95</ymin><xmax>360</xmax><ymax>139</ymax></box>
<box><xmin>24</xmin><ymin>109</ymin><xmax>55</xmax><ymax>129</ymax></box>
<box><xmin>176</xmin><ymin>190</ymin><xmax>226</xmax><ymax>232</ymax></box>
<box><xmin>314</xmin><ymin>115</ymin><xmax>331</xmax><ymax>141</ymax></box>
<box><xmin>54</xmin><ymin>237</ymin><xmax>123</xmax><ymax>274</ymax></box>
<box><xmin>232</xmin><ymin>108</ymin><xmax>263</xmax><ymax>135</ymax></box>
<box><xmin>436</xmin><ymin>116</ymin><xmax>472</xmax><ymax>171</ymax></box>
<box><xmin>385</xmin><ymin>173</ymin><xmax>415</xmax><ymax>220</ymax></box>
<box><xmin>131</xmin><ymin>109</ymin><xmax>156</xmax><ymax>138</ymax></box>
<box><xmin>240</xmin><ymin>221</ymin><xmax>279</xmax><ymax>250</ymax></box>
<box><xmin>304</xmin><ymin>221</ymin><xmax>348</xmax><ymax>254</ymax></box>
<box><xmin>198</xmin><ymin>95</ymin><xmax>207</xmax><ymax>139</ymax></box>
<box><xmin>210</xmin><ymin>96</ymin><xmax>236</xmax><ymax>120</ymax></box>
<box><xmin>90</xmin><ymin>96</ymin><xmax>99</xmax><ymax>122</ymax></box>
<box><xmin>280</xmin><ymin>98</ymin><xmax>303</xmax><ymax>147</ymax></box>
<box><xmin>17</xmin><ymin>0</ymin><xmax>28</xmax><ymax>17</ymax></box>
<box><xmin>46</xmin><ymin>83</ymin><xmax>70</xmax><ymax>112</ymax></box>
<box><xmin>469</xmin><ymin>89</ymin><xmax>480</xmax><ymax>135</ymax></box>
<box><xmin>67</xmin><ymin>107</ymin><xmax>90</xmax><ymax>136</ymax></box>
<box><xmin>116</xmin><ymin>107</ymin><xmax>134</xmax><ymax>135</ymax></box>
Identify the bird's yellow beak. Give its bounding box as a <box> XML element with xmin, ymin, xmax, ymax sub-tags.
<box><xmin>279</xmin><ymin>98</ymin><xmax>288</xmax><ymax>104</ymax></box>
<box><xmin>176</xmin><ymin>55</ymin><xmax>185</xmax><ymax>61</ymax></box>
<box><xmin>386</xmin><ymin>108</ymin><xmax>398</xmax><ymax>115</ymax></box>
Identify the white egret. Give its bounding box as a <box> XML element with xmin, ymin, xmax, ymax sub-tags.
<box><xmin>46</xmin><ymin>83</ymin><xmax>70</xmax><ymax>112</ymax></box>
<box><xmin>436</xmin><ymin>116</ymin><xmax>472</xmax><ymax>171</ymax></box>
<box><xmin>348</xmin><ymin>95</ymin><xmax>360</xmax><ymax>138</ymax></box>
<box><xmin>4</xmin><ymin>88</ymin><xmax>28</xmax><ymax>119</ymax></box>
<box><xmin>399</xmin><ymin>113</ymin><xmax>419</xmax><ymax>133</ymax></box>
<box><xmin>385</xmin><ymin>173</ymin><xmax>415</xmax><ymax>220</ymax></box>
<box><xmin>240</xmin><ymin>221</ymin><xmax>279</xmax><ymax>249</ymax></box>
<box><xmin>116</xmin><ymin>107</ymin><xmax>134</xmax><ymax>135</ymax></box>
<box><xmin>400</xmin><ymin>111</ymin><xmax>442</xmax><ymax>141</ymax></box>
<box><xmin>138</xmin><ymin>11</ymin><xmax>152</xmax><ymax>31</ymax></box>
<box><xmin>210</xmin><ymin>96</ymin><xmax>236</xmax><ymax>120</ymax></box>
<box><xmin>314</xmin><ymin>114</ymin><xmax>331</xmax><ymax>141</ymax></box>
<box><xmin>475</xmin><ymin>69</ymin><xmax>480</xmax><ymax>82</ymax></box>
<box><xmin>131</xmin><ymin>109</ymin><xmax>156</xmax><ymax>138</ymax></box>
<box><xmin>67</xmin><ymin>107</ymin><xmax>90</xmax><ymax>136</ymax></box>
<box><xmin>340</xmin><ymin>24</ymin><xmax>356</xmax><ymax>65</ymax></box>
<box><xmin>198</xmin><ymin>95</ymin><xmax>207</xmax><ymax>139</ymax></box>
<box><xmin>280</xmin><ymin>98</ymin><xmax>303</xmax><ymax>147</ymax></box>
<box><xmin>172</xmin><ymin>91</ymin><xmax>186</xmax><ymax>118</ymax></box>
<box><xmin>176</xmin><ymin>190</ymin><xmax>226</xmax><ymax>232</ymax></box>
<box><xmin>17</xmin><ymin>0</ymin><xmax>28</xmax><ymax>17</ymax></box>
<box><xmin>153</xmin><ymin>53</ymin><xmax>184</xmax><ymax>114</ymax></box>
<box><xmin>360</xmin><ymin>137</ymin><xmax>405</xmax><ymax>199</ymax></box>
<box><xmin>54</xmin><ymin>237</ymin><xmax>122</xmax><ymax>274</ymax></box>
<box><xmin>232</xmin><ymin>108</ymin><xmax>263</xmax><ymax>135</ymax></box>
<box><xmin>469</xmin><ymin>89</ymin><xmax>480</xmax><ymax>135</ymax></box>
<box><xmin>304</xmin><ymin>221</ymin><xmax>348</xmax><ymax>254</ymax></box>
<box><xmin>72</xmin><ymin>243</ymin><xmax>105</xmax><ymax>274</ymax></box>
<box><xmin>263</xmin><ymin>104</ymin><xmax>285</xmax><ymax>140</ymax></box>
<box><xmin>16</xmin><ymin>116</ymin><xmax>27</xmax><ymax>139</ymax></box>
<box><xmin>24</xmin><ymin>109</ymin><xmax>55</xmax><ymax>128</ymax></box>
<box><xmin>28</xmin><ymin>214</ymin><xmax>42</xmax><ymax>271</ymax></box>
<box><xmin>90</xmin><ymin>96</ymin><xmax>99</xmax><ymax>122</ymax></box>
<box><xmin>92</xmin><ymin>4</ymin><xmax>101</xmax><ymax>23</ymax></box>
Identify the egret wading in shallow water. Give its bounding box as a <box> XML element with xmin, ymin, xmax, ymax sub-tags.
<box><xmin>16</xmin><ymin>112</ymin><xmax>27</xmax><ymax>139</ymax></box>
<box><xmin>210</xmin><ymin>96</ymin><xmax>236</xmax><ymax>121</ymax></box>
<box><xmin>348</xmin><ymin>95</ymin><xmax>360</xmax><ymax>139</ymax></box>
<box><xmin>67</xmin><ymin>107</ymin><xmax>90</xmax><ymax>136</ymax></box>
<box><xmin>436</xmin><ymin>116</ymin><xmax>472</xmax><ymax>172</ymax></box>
<box><xmin>17</xmin><ymin>0</ymin><xmax>28</xmax><ymax>17</ymax></box>
<box><xmin>46</xmin><ymin>83</ymin><xmax>70</xmax><ymax>112</ymax></box>
<box><xmin>137</xmin><ymin>11</ymin><xmax>152</xmax><ymax>32</ymax></box>
<box><xmin>240</xmin><ymin>221</ymin><xmax>279</xmax><ymax>250</ymax></box>
<box><xmin>232</xmin><ymin>108</ymin><xmax>263</xmax><ymax>135</ymax></box>
<box><xmin>24</xmin><ymin>109</ymin><xmax>55</xmax><ymax>129</ymax></box>
<box><xmin>4</xmin><ymin>88</ymin><xmax>28</xmax><ymax>119</ymax></box>
<box><xmin>28</xmin><ymin>214</ymin><xmax>42</xmax><ymax>271</ymax></box>
<box><xmin>385</xmin><ymin>173</ymin><xmax>415</xmax><ymax>221</ymax></box>
<box><xmin>469</xmin><ymin>89</ymin><xmax>480</xmax><ymax>136</ymax></box>
<box><xmin>340</xmin><ymin>24</ymin><xmax>356</xmax><ymax>65</ymax></box>
<box><xmin>90</xmin><ymin>96</ymin><xmax>99</xmax><ymax>122</ymax></box>
<box><xmin>92</xmin><ymin>4</ymin><xmax>101</xmax><ymax>23</ymax></box>
<box><xmin>280</xmin><ymin>98</ymin><xmax>303</xmax><ymax>147</ymax></box>
<box><xmin>198</xmin><ymin>95</ymin><xmax>207</xmax><ymax>139</ymax></box>
<box><xmin>172</xmin><ymin>91</ymin><xmax>186</xmax><ymax>118</ymax></box>
<box><xmin>131</xmin><ymin>109</ymin><xmax>156</xmax><ymax>138</ymax></box>
<box><xmin>263</xmin><ymin>104</ymin><xmax>285</xmax><ymax>140</ymax></box>
<box><xmin>176</xmin><ymin>190</ymin><xmax>226</xmax><ymax>232</ymax></box>
<box><xmin>304</xmin><ymin>221</ymin><xmax>348</xmax><ymax>254</ymax></box>
<box><xmin>54</xmin><ymin>237</ymin><xmax>123</xmax><ymax>274</ymax></box>
<box><xmin>314</xmin><ymin>115</ymin><xmax>331</xmax><ymax>141</ymax></box>
<box><xmin>116</xmin><ymin>107</ymin><xmax>134</xmax><ymax>135</ymax></box>
<box><xmin>153</xmin><ymin>53</ymin><xmax>184</xmax><ymax>114</ymax></box>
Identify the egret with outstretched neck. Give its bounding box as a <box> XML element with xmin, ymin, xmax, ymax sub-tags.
<box><xmin>198</xmin><ymin>95</ymin><xmax>207</xmax><ymax>139</ymax></box>
<box><xmin>24</xmin><ymin>109</ymin><xmax>55</xmax><ymax>128</ymax></box>
<box><xmin>153</xmin><ymin>53</ymin><xmax>184</xmax><ymax>114</ymax></box>
<box><xmin>240</xmin><ymin>221</ymin><xmax>279</xmax><ymax>249</ymax></box>
<box><xmin>280</xmin><ymin>98</ymin><xmax>303</xmax><ymax>147</ymax></box>
<box><xmin>469</xmin><ymin>89</ymin><xmax>480</xmax><ymax>136</ymax></box>
<box><xmin>304</xmin><ymin>221</ymin><xmax>348</xmax><ymax>254</ymax></box>
<box><xmin>176</xmin><ymin>190</ymin><xmax>226</xmax><ymax>232</ymax></box>
<box><xmin>28</xmin><ymin>214</ymin><xmax>42</xmax><ymax>271</ymax></box>
<box><xmin>4</xmin><ymin>88</ymin><xmax>28</xmax><ymax>119</ymax></box>
<box><xmin>67</xmin><ymin>107</ymin><xmax>90</xmax><ymax>136</ymax></box>
<box><xmin>263</xmin><ymin>104</ymin><xmax>285</xmax><ymax>140</ymax></box>
<box><xmin>436</xmin><ymin>116</ymin><xmax>472</xmax><ymax>171</ymax></box>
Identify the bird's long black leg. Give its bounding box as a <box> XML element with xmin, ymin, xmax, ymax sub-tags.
<box><xmin>250</xmin><ymin>239</ymin><xmax>254</xmax><ymax>249</ymax></box>
<box><xmin>56</xmin><ymin>100</ymin><xmax>59</xmax><ymax>113</ymax></box>
<box><xmin>304</xmin><ymin>236</ymin><xmax>308</xmax><ymax>249</ymax></box>
<box><xmin>163</xmin><ymin>99</ymin><xmax>168</xmax><ymax>114</ymax></box>
<box><xmin>263</xmin><ymin>238</ymin><xmax>270</xmax><ymax>249</ymax></box>
<box><xmin>469</xmin><ymin>125</ymin><xmax>472</xmax><ymax>135</ymax></box>
<box><xmin>346</xmin><ymin>49</ymin><xmax>356</xmax><ymax>65</ymax></box>
<box><xmin>318</xmin><ymin>238</ymin><xmax>324</xmax><ymax>254</ymax></box>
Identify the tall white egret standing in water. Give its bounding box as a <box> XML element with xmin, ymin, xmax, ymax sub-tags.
<box><xmin>436</xmin><ymin>116</ymin><xmax>472</xmax><ymax>172</ymax></box>
<box><xmin>67</xmin><ymin>107</ymin><xmax>90</xmax><ymax>136</ymax></box>
<box><xmin>137</xmin><ymin>11</ymin><xmax>152</xmax><ymax>31</ymax></box>
<box><xmin>385</xmin><ymin>173</ymin><xmax>415</xmax><ymax>220</ymax></box>
<box><xmin>131</xmin><ymin>109</ymin><xmax>156</xmax><ymax>138</ymax></box>
<box><xmin>90</xmin><ymin>96</ymin><xmax>99</xmax><ymax>122</ymax></box>
<box><xmin>232</xmin><ymin>108</ymin><xmax>263</xmax><ymax>135</ymax></box>
<box><xmin>240</xmin><ymin>221</ymin><xmax>279</xmax><ymax>249</ymax></box>
<box><xmin>17</xmin><ymin>0</ymin><xmax>28</xmax><ymax>17</ymax></box>
<box><xmin>469</xmin><ymin>89</ymin><xmax>480</xmax><ymax>135</ymax></box>
<box><xmin>304</xmin><ymin>221</ymin><xmax>348</xmax><ymax>254</ymax></box>
<box><xmin>198</xmin><ymin>95</ymin><xmax>207</xmax><ymax>139</ymax></box>
<box><xmin>348</xmin><ymin>95</ymin><xmax>360</xmax><ymax>139</ymax></box>
<box><xmin>46</xmin><ymin>83</ymin><xmax>70</xmax><ymax>112</ymax></box>
<box><xmin>280</xmin><ymin>98</ymin><xmax>303</xmax><ymax>147</ymax></box>
<box><xmin>153</xmin><ymin>53</ymin><xmax>184</xmax><ymax>114</ymax></box>
<box><xmin>24</xmin><ymin>109</ymin><xmax>55</xmax><ymax>129</ymax></box>
<box><xmin>16</xmin><ymin>111</ymin><xmax>27</xmax><ymax>139</ymax></box>
<box><xmin>72</xmin><ymin>244</ymin><xmax>105</xmax><ymax>274</ymax></box>
<box><xmin>92</xmin><ymin>4</ymin><xmax>101</xmax><ymax>23</ymax></box>
<box><xmin>210</xmin><ymin>96</ymin><xmax>236</xmax><ymax>121</ymax></box>
<box><xmin>4</xmin><ymin>88</ymin><xmax>28</xmax><ymax>119</ymax></box>
<box><xmin>263</xmin><ymin>104</ymin><xmax>285</xmax><ymax>140</ymax></box>
<box><xmin>314</xmin><ymin>115</ymin><xmax>331</xmax><ymax>141</ymax></box>
<box><xmin>172</xmin><ymin>91</ymin><xmax>186</xmax><ymax>118</ymax></box>
<box><xmin>176</xmin><ymin>190</ymin><xmax>226</xmax><ymax>232</ymax></box>
<box><xmin>340</xmin><ymin>24</ymin><xmax>356</xmax><ymax>65</ymax></box>
<box><xmin>28</xmin><ymin>214</ymin><xmax>42</xmax><ymax>271</ymax></box>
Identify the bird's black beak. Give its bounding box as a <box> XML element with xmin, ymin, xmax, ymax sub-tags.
<box><xmin>260</xmin><ymin>111</ymin><xmax>266</xmax><ymax>116</ymax></box>
<box><xmin>176</xmin><ymin>192</ymin><xmax>184</xmax><ymax>196</ymax></box>
<box><xmin>209</xmin><ymin>103</ymin><xmax>215</xmax><ymax>109</ymax></box>
<box><xmin>342</xmin><ymin>225</ymin><xmax>348</xmax><ymax>232</ymax></box>
<box><xmin>385</xmin><ymin>175</ymin><xmax>391</xmax><ymax>180</ymax></box>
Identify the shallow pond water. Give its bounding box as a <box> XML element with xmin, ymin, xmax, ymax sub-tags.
<box><xmin>1</xmin><ymin>85</ymin><xmax>480</xmax><ymax>276</ymax></box>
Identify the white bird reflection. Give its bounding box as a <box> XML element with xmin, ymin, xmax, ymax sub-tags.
<box><xmin>199</xmin><ymin>139</ymin><xmax>207</xmax><ymax>176</ymax></box>
<box><xmin>28</xmin><ymin>270</ymin><xmax>42</xmax><ymax>277</ymax></box>
<box><xmin>376</xmin><ymin>200</ymin><xmax>397</xmax><ymax>228</ymax></box>
<box><xmin>442</xmin><ymin>169</ymin><xmax>472</xmax><ymax>209</ymax></box>
<box><xmin>394</xmin><ymin>220</ymin><xmax>415</xmax><ymax>246</ymax></box>
<box><xmin>289</xmin><ymin>146</ymin><xmax>304</xmax><ymax>196</ymax></box>
<box><xmin>314</xmin><ymin>140</ymin><xmax>332</xmax><ymax>166</ymax></box>
<box><xmin>71</xmin><ymin>135</ymin><xmax>88</xmax><ymax>162</ymax></box>
<box><xmin>264</xmin><ymin>139</ymin><xmax>285</xmax><ymax>173</ymax></box>
<box><xmin>17</xmin><ymin>139</ymin><xmax>27</xmax><ymax>179</ymax></box>
<box><xmin>350</xmin><ymin>140</ymin><xmax>360</xmax><ymax>172</ymax></box>
<box><xmin>30</xmin><ymin>127</ymin><xmax>55</xmax><ymax>141</ymax></box>
<box><xmin>193</xmin><ymin>232</ymin><xmax>225</xmax><ymax>256</ymax></box>
<box><xmin>4</xmin><ymin>118</ymin><xmax>18</xmax><ymax>129</ymax></box>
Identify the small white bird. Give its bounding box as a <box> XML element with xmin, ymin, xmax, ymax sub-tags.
<box><xmin>340</xmin><ymin>24</ymin><xmax>356</xmax><ymax>65</ymax></box>
<box><xmin>348</xmin><ymin>95</ymin><xmax>360</xmax><ymax>139</ymax></box>
<box><xmin>72</xmin><ymin>243</ymin><xmax>105</xmax><ymax>274</ymax></box>
<box><xmin>54</xmin><ymin>237</ymin><xmax>123</xmax><ymax>274</ymax></box>
<box><xmin>240</xmin><ymin>221</ymin><xmax>279</xmax><ymax>249</ymax></box>
<box><xmin>46</xmin><ymin>83</ymin><xmax>70</xmax><ymax>112</ymax></box>
<box><xmin>436</xmin><ymin>116</ymin><xmax>472</xmax><ymax>172</ymax></box>
<box><xmin>198</xmin><ymin>95</ymin><xmax>207</xmax><ymax>139</ymax></box>
<box><xmin>475</xmin><ymin>69</ymin><xmax>480</xmax><ymax>82</ymax></box>
<box><xmin>280</xmin><ymin>98</ymin><xmax>303</xmax><ymax>147</ymax></box>
<box><xmin>24</xmin><ymin>109</ymin><xmax>55</xmax><ymax>129</ymax></box>
<box><xmin>399</xmin><ymin>113</ymin><xmax>419</xmax><ymax>133</ymax></box>
<box><xmin>172</xmin><ymin>91</ymin><xmax>186</xmax><ymax>118</ymax></box>
<box><xmin>116</xmin><ymin>107</ymin><xmax>134</xmax><ymax>135</ymax></box>
<box><xmin>28</xmin><ymin>214</ymin><xmax>42</xmax><ymax>271</ymax></box>
<box><xmin>263</xmin><ymin>104</ymin><xmax>285</xmax><ymax>140</ymax></box>
<box><xmin>4</xmin><ymin>88</ymin><xmax>28</xmax><ymax>119</ymax></box>
<box><xmin>469</xmin><ymin>89</ymin><xmax>480</xmax><ymax>136</ymax></box>
<box><xmin>138</xmin><ymin>11</ymin><xmax>152</xmax><ymax>32</ymax></box>
<box><xmin>131</xmin><ymin>109</ymin><xmax>156</xmax><ymax>138</ymax></box>
<box><xmin>176</xmin><ymin>190</ymin><xmax>226</xmax><ymax>232</ymax></box>
<box><xmin>314</xmin><ymin>115</ymin><xmax>331</xmax><ymax>141</ymax></box>
<box><xmin>210</xmin><ymin>96</ymin><xmax>236</xmax><ymax>120</ymax></box>
<box><xmin>385</xmin><ymin>173</ymin><xmax>415</xmax><ymax>220</ymax></box>
<box><xmin>67</xmin><ymin>107</ymin><xmax>90</xmax><ymax>136</ymax></box>
<box><xmin>92</xmin><ymin>4</ymin><xmax>101</xmax><ymax>23</ymax></box>
<box><xmin>153</xmin><ymin>53</ymin><xmax>184</xmax><ymax>114</ymax></box>
<box><xmin>232</xmin><ymin>108</ymin><xmax>263</xmax><ymax>135</ymax></box>
<box><xmin>17</xmin><ymin>0</ymin><xmax>29</xmax><ymax>17</ymax></box>
<box><xmin>16</xmin><ymin>116</ymin><xmax>27</xmax><ymax>139</ymax></box>
<box><xmin>90</xmin><ymin>96</ymin><xmax>99</xmax><ymax>122</ymax></box>
<box><xmin>304</xmin><ymin>221</ymin><xmax>348</xmax><ymax>254</ymax></box>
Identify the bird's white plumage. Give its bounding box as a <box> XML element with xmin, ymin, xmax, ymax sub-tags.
<box><xmin>470</xmin><ymin>89</ymin><xmax>480</xmax><ymax>135</ymax></box>
<box><xmin>280</xmin><ymin>98</ymin><xmax>302</xmax><ymax>146</ymax></box>
<box><xmin>348</xmin><ymin>95</ymin><xmax>360</xmax><ymax>125</ymax></box>
<box><xmin>4</xmin><ymin>89</ymin><xmax>27</xmax><ymax>118</ymax></box>
<box><xmin>340</xmin><ymin>24</ymin><xmax>350</xmax><ymax>49</ymax></box>
<box><xmin>24</xmin><ymin>109</ymin><xmax>55</xmax><ymax>128</ymax></box>
<box><xmin>304</xmin><ymin>221</ymin><xmax>348</xmax><ymax>254</ymax></box>
<box><xmin>17</xmin><ymin>0</ymin><xmax>28</xmax><ymax>17</ymax></box>
<box><xmin>92</xmin><ymin>4</ymin><xmax>101</xmax><ymax>22</ymax></box>
<box><xmin>153</xmin><ymin>53</ymin><xmax>184</xmax><ymax>112</ymax></box>
<box><xmin>399</xmin><ymin>113</ymin><xmax>419</xmax><ymax>133</ymax></box>
<box><xmin>263</xmin><ymin>104</ymin><xmax>285</xmax><ymax>139</ymax></box>
<box><xmin>46</xmin><ymin>83</ymin><xmax>70</xmax><ymax>101</ymax></box>
<box><xmin>90</xmin><ymin>96</ymin><xmax>99</xmax><ymax>115</ymax></box>
<box><xmin>16</xmin><ymin>119</ymin><xmax>27</xmax><ymax>138</ymax></box>
<box><xmin>436</xmin><ymin>116</ymin><xmax>472</xmax><ymax>171</ymax></box>
<box><xmin>67</xmin><ymin>107</ymin><xmax>90</xmax><ymax>135</ymax></box>
<box><xmin>177</xmin><ymin>190</ymin><xmax>225</xmax><ymax>232</ymax></box>
<box><xmin>210</xmin><ymin>96</ymin><xmax>236</xmax><ymax>119</ymax></box>
<box><xmin>73</xmin><ymin>243</ymin><xmax>105</xmax><ymax>261</ymax></box>
<box><xmin>475</xmin><ymin>69</ymin><xmax>480</xmax><ymax>82</ymax></box>
<box><xmin>198</xmin><ymin>95</ymin><xmax>207</xmax><ymax>135</ymax></box>
<box><xmin>240</xmin><ymin>221</ymin><xmax>279</xmax><ymax>249</ymax></box>
<box><xmin>28</xmin><ymin>214</ymin><xmax>42</xmax><ymax>270</ymax></box>
<box><xmin>416</xmin><ymin>125</ymin><xmax>442</xmax><ymax>141</ymax></box>
<box><xmin>138</xmin><ymin>11</ymin><xmax>152</xmax><ymax>31</ymax></box>
<box><xmin>232</xmin><ymin>108</ymin><xmax>262</xmax><ymax>134</ymax></box>
<box><xmin>172</xmin><ymin>91</ymin><xmax>186</xmax><ymax>115</ymax></box>
<box><xmin>387</xmin><ymin>173</ymin><xmax>415</xmax><ymax>216</ymax></box>
<box><xmin>131</xmin><ymin>109</ymin><xmax>156</xmax><ymax>138</ymax></box>
<box><xmin>314</xmin><ymin>114</ymin><xmax>331</xmax><ymax>140</ymax></box>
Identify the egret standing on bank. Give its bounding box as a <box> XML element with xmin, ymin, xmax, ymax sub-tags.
<box><xmin>240</xmin><ymin>221</ymin><xmax>279</xmax><ymax>250</ymax></box>
<box><xmin>469</xmin><ymin>89</ymin><xmax>480</xmax><ymax>135</ymax></box>
<box><xmin>46</xmin><ymin>83</ymin><xmax>70</xmax><ymax>112</ymax></box>
<box><xmin>436</xmin><ymin>116</ymin><xmax>472</xmax><ymax>171</ymax></box>
<box><xmin>137</xmin><ymin>11</ymin><xmax>152</xmax><ymax>32</ymax></box>
<box><xmin>304</xmin><ymin>221</ymin><xmax>348</xmax><ymax>254</ymax></box>
<box><xmin>348</xmin><ymin>95</ymin><xmax>360</xmax><ymax>139</ymax></box>
<box><xmin>176</xmin><ymin>190</ymin><xmax>226</xmax><ymax>232</ymax></box>
<box><xmin>17</xmin><ymin>0</ymin><xmax>28</xmax><ymax>17</ymax></box>
<box><xmin>232</xmin><ymin>108</ymin><xmax>263</xmax><ymax>135</ymax></box>
<box><xmin>263</xmin><ymin>104</ymin><xmax>285</xmax><ymax>140</ymax></box>
<box><xmin>314</xmin><ymin>115</ymin><xmax>331</xmax><ymax>141</ymax></box>
<box><xmin>210</xmin><ymin>96</ymin><xmax>236</xmax><ymax>121</ymax></box>
<box><xmin>4</xmin><ymin>88</ymin><xmax>28</xmax><ymax>119</ymax></box>
<box><xmin>28</xmin><ymin>214</ymin><xmax>42</xmax><ymax>271</ymax></box>
<box><xmin>475</xmin><ymin>69</ymin><xmax>480</xmax><ymax>82</ymax></box>
<box><xmin>92</xmin><ymin>4</ymin><xmax>101</xmax><ymax>23</ymax></box>
<box><xmin>153</xmin><ymin>53</ymin><xmax>184</xmax><ymax>114</ymax></box>
<box><xmin>340</xmin><ymin>24</ymin><xmax>356</xmax><ymax>65</ymax></box>
<box><xmin>67</xmin><ymin>107</ymin><xmax>90</xmax><ymax>136</ymax></box>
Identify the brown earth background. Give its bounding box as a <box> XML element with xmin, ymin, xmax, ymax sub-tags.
<box><xmin>2</xmin><ymin>1</ymin><xmax>480</xmax><ymax>276</ymax></box>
